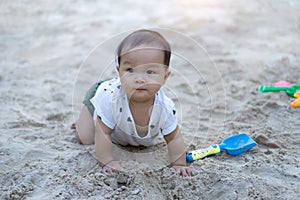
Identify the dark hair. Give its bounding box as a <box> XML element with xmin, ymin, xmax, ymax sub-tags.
<box><xmin>116</xmin><ymin>29</ymin><xmax>171</xmax><ymax>66</ymax></box>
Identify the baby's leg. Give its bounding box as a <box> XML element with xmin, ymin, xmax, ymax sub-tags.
<box><xmin>72</xmin><ymin>81</ymin><xmax>105</xmax><ymax>144</ymax></box>
<box><xmin>75</xmin><ymin>105</ymin><xmax>95</xmax><ymax>144</ymax></box>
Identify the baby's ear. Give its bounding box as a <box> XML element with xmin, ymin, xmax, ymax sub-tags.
<box><xmin>116</xmin><ymin>66</ymin><xmax>120</xmax><ymax>72</ymax></box>
<box><xmin>164</xmin><ymin>69</ymin><xmax>171</xmax><ymax>80</ymax></box>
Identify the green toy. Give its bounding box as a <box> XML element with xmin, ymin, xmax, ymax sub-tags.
<box><xmin>257</xmin><ymin>84</ymin><xmax>300</xmax><ymax>97</ymax></box>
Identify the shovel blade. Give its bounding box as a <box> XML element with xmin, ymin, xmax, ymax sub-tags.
<box><xmin>220</xmin><ymin>133</ymin><xmax>257</xmax><ymax>156</ymax></box>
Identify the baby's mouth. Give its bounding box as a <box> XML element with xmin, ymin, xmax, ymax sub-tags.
<box><xmin>135</xmin><ymin>85</ymin><xmax>148</xmax><ymax>90</ymax></box>
<box><xmin>136</xmin><ymin>87</ymin><xmax>146</xmax><ymax>91</ymax></box>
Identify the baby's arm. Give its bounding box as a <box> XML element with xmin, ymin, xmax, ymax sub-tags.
<box><xmin>95</xmin><ymin>117</ymin><xmax>121</xmax><ymax>173</ymax></box>
<box><xmin>164</xmin><ymin>126</ymin><xmax>192</xmax><ymax>176</ymax></box>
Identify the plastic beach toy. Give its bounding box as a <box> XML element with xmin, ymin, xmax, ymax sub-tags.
<box><xmin>290</xmin><ymin>92</ymin><xmax>300</xmax><ymax>107</ymax></box>
<box><xmin>274</xmin><ymin>81</ymin><xmax>292</xmax><ymax>87</ymax></box>
<box><xmin>257</xmin><ymin>84</ymin><xmax>300</xmax><ymax>97</ymax></box>
<box><xmin>258</xmin><ymin>81</ymin><xmax>300</xmax><ymax>107</ymax></box>
<box><xmin>186</xmin><ymin>133</ymin><xmax>257</xmax><ymax>162</ymax></box>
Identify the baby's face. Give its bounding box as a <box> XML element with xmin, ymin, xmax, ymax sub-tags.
<box><xmin>117</xmin><ymin>47</ymin><xmax>170</xmax><ymax>103</ymax></box>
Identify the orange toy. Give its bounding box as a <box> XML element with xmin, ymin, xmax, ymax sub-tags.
<box><xmin>290</xmin><ymin>92</ymin><xmax>300</xmax><ymax>107</ymax></box>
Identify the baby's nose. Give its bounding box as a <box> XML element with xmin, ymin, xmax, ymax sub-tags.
<box><xmin>134</xmin><ymin>73</ymin><xmax>146</xmax><ymax>83</ymax></box>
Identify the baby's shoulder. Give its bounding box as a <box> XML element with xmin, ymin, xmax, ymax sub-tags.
<box><xmin>96</xmin><ymin>77</ymin><xmax>122</xmax><ymax>96</ymax></box>
<box><xmin>156</xmin><ymin>90</ymin><xmax>176</xmax><ymax>110</ymax></box>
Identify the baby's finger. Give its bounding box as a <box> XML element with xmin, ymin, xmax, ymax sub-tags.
<box><xmin>102</xmin><ymin>167</ymin><xmax>112</xmax><ymax>174</ymax></box>
<box><xmin>101</xmin><ymin>168</ymin><xmax>107</xmax><ymax>173</ymax></box>
<box><xmin>112</xmin><ymin>167</ymin><xmax>119</xmax><ymax>173</ymax></box>
<box><xmin>180</xmin><ymin>169</ymin><xmax>188</xmax><ymax>177</ymax></box>
<box><xmin>186</xmin><ymin>168</ymin><xmax>192</xmax><ymax>176</ymax></box>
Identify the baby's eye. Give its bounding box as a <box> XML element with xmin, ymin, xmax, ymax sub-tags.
<box><xmin>146</xmin><ymin>70</ymin><xmax>155</xmax><ymax>74</ymax></box>
<box><xmin>127</xmin><ymin>68</ymin><xmax>134</xmax><ymax>73</ymax></box>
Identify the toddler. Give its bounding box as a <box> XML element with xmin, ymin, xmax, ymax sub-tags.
<box><xmin>72</xmin><ymin>29</ymin><xmax>192</xmax><ymax>176</ymax></box>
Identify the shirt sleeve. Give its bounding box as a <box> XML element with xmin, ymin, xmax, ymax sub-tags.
<box><xmin>90</xmin><ymin>84</ymin><xmax>116</xmax><ymax>129</ymax></box>
<box><xmin>161</xmin><ymin>106</ymin><xmax>178</xmax><ymax>135</ymax></box>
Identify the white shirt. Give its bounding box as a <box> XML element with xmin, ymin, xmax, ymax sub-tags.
<box><xmin>90</xmin><ymin>77</ymin><xmax>178</xmax><ymax>146</ymax></box>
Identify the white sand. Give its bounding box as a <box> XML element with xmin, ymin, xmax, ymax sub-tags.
<box><xmin>1</xmin><ymin>0</ymin><xmax>300</xmax><ymax>199</ymax></box>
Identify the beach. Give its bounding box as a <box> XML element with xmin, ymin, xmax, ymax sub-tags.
<box><xmin>1</xmin><ymin>0</ymin><xmax>300</xmax><ymax>199</ymax></box>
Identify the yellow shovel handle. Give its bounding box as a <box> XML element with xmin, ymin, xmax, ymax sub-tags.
<box><xmin>186</xmin><ymin>144</ymin><xmax>221</xmax><ymax>162</ymax></box>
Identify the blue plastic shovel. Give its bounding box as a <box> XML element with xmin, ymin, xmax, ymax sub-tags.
<box><xmin>186</xmin><ymin>133</ymin><xmax>257</xmax><ymax>162</ymax></box>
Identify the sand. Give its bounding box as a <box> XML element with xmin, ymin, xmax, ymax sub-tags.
<box><xmin>1</xmin><ymin>0</ymin><xmax>300</xmax><ymax>199</ymax></box>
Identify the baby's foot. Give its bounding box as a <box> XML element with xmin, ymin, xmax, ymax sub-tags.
<box><xmin>70</xmin><ymin>122</ymin><xmax>83</xmax><ymax>144</ymax></box>
<box><xmin>70</xmin><ymin>123</ymin><xmax>76</xmax><ymax>130</ymax></box>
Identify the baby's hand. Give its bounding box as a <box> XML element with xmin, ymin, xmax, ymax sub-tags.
<box><xmin>172</xmin><ymin>165</ymin><xmax>193</xmax><ymax>177</ymax></box>
<box><xmin>101</xmin><ymin>160</ymin><xmax>122</xmax><ymax>174</ymax></box>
